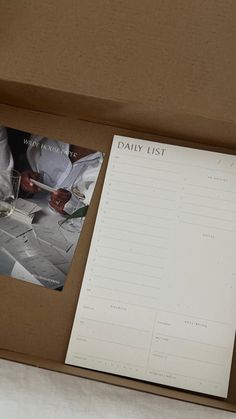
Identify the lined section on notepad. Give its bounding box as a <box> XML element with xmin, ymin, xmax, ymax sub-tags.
<box><xmin>66</xmin><ymin>135</ymin><xmax>236</xmax><ymax>399</ymax></box>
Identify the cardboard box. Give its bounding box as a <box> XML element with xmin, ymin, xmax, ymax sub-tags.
<box><xmin>0</xmin><ymin>0</ymin><xmax>235</xmax><ymax>412</ymax></box>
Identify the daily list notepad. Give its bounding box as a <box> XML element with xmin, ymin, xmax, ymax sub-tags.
<box><xmin>66</xmin><ymin>136</ymin><xmax>236</xmax><ymax>397</ymax></box>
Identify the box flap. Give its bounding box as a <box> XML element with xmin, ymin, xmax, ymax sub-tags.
<box><xmin>0</xmin><ymin>1</ymin><xmax>236</xmax><ymax>143</ymax></box>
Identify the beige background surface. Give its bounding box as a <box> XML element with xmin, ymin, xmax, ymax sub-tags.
<box><xmin>0</xmin><ymin>358</ymin><xmax>235</xmax><ymax>419</ymax></box>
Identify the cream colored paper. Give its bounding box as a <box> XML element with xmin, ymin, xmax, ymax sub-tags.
<box><xmin>66</xmin><ymin>135</ymin><xmax>236</xmax><ymax>397</ymax></box>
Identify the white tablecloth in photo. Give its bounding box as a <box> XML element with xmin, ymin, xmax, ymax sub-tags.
<box><xmin>0</xmin><ymin>195</ymin><xmax>79</xmax><ymax>287</ymax></box>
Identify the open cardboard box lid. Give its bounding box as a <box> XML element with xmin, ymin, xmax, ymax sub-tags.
<box><xmin>0</xmin><ymin>0</ymin><xmax>236</xmax><ymax>144</ymax></box>
<box><xmin>0</xmin><ymin>0</ymin><xmax>236</xmax><ymax>412</ymax></box>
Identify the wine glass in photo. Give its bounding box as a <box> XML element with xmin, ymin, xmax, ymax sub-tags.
<box><xmin>58</xmin><ymin>177</ymin><xmax>87</xmax><ymax>233</ymax></box>
<box><xmin>0</xmin><ymin>169</ymin><xmax>21</xmax><ymax>218</ymax></box>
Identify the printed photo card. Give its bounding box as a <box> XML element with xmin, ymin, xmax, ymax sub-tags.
<box><xmin>0</xmin><ymin>125</ymin><xmax>104</xmax><ymax>290</ymax></box>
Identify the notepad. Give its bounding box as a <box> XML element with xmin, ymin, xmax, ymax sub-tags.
<box><xmin>66</xmin><ymin>135</ymin><xmax>236</xmax><ymax>398</ymax></box>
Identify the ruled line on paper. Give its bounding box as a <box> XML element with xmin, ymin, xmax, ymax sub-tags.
<box><xmin>77</xmin><ymin>336</ymin><xmax>146</xmax><ymax>351</ymax></box>
<box><xmin>111</xmin><ymin>170</ymin><xmax>177</xmax><ymax>183</ymax></box>
<box><xmin>111</xmin><ymin>178</ymin><xmax>178</xmax><ymax>188</ymax></box>
<box><xmin>182</xmin><ymin>201</ymin><xmax>236</xmax><ymax>213</ymax></box>
<box><xmin>92</xmin><ymin>274</ymin><xmax>161</xmax><ymax>290</ymax></box>
<box><xmin>90</xmin><ymin>284</ymin><xmax>160</xmax><ymax>300</ymax></box>
<box><xmin>105</xmin><ymin>215</ymin><xmax>172</xmax><ymax>229</ymax></box>
<box><xmin>80</xmin><ymin>317</ymin><xmax>151</xmax><ymax>333</ymax></box>
<box><xmin>184</xmin><ymin>183</ymin><xmax>236</xmax><ymax>194</ymax></box>
<box><xmin>107</xmin><ymin>208</ymin><xmax>175</xmax><ymax>222</ymax></box>
<box><xmin>180</xmin><ymin>220</ymin><xmax>236</xmax><ymax>233</ymax></box>
<box><xmin>183</xmin><ymin>191</ymin><xmax>236</xmax><ymax>204</ymax></box>
<box><xmin>110</xmin><ymin>187</ymin><xmax>176</xmax><ymax>201</ymax></box>
<box><xmin>100</xmin><ymin>225</ymin><xmax>169</xmax><ymax>239</ymax></box>
<box><xmin>155</xmin><ymin>333</ymin><xmax>227</xmax><ymax>350</ymax></box>
<box><xmin>107</xmin><ymin>196</ymin><xmax>176</xmax><ymax>208</ymax></box>
<box><xmin>83</xmin><ymin>294</ymin><xmax>160</xmax><ymax>310</ymax></box>
<box><xmin>154</xmin><ymin>308</ymin><xmax>229</xmax><ymax>325</ymax></box>
<box><xmin>94</xmin><ymin>264</ymin><xmax>163</xmax><ymax>280</ymax></box>
<box><xmin>181</xmin><ymin>211</ymin><xmax>236</xmax><ymax>223</ymax></box>
<box><xmin>97</xmin><ymin>244</ymin><xmax>165</xmax><ymax>259</ymax></box>
<box><xmin>147</xmin><ymin>369</ymin><xmax>220</xmax><ymax>385</ymax></box>
<box><xmin>152</xmin><ymin>351</ymin><xmax>224</xmax><ymax>367</ymax></box>
<box><xmin>99</xmin><ymin>235</ymin><xmax>167</xmax><ymax>250</ymax></box>
<box><xmin>115</xmin><ymin>160</ymin><xmax>179</xmax><ymax>174</ymax></box>
<box><xmin>72</xmin><ymin>353</ymin><xmax>144</xmax><ymax>369</ymax></box>
<box><xmin>95</xmin><ymin>255</ymin><xmax>164</xmax><ymax>270</ymax></box>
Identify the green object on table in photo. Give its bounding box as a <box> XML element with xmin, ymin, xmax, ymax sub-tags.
<box><xmin>58</xmin><ymin>178</ymin><xmax>89</xmax><ymax>233</ymax></box>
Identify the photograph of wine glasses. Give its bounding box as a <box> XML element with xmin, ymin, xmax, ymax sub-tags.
<box><xmin>0</xmin><ymin>170</ymin><xmax>21</xmax><ymax>218</ymax></box>
<box><xmin>0</xmin><ymin>125</ymin><xmax>104</xmax><ymax>290</ymax></box>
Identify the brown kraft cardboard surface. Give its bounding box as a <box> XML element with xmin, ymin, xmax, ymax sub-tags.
<box><xmin>0</xmin><ymin>0</ymin><xmax>235</xmax><ymax>412</ymax></box>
